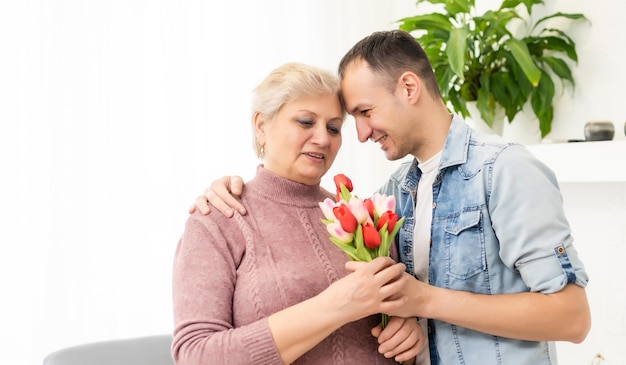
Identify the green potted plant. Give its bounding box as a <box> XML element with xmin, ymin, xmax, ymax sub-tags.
<box><xmin>396</xmin><ymin>0</ymin><xmax>587</xmax><ymax>137</ymax></box>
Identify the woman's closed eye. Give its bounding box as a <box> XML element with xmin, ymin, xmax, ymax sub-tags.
<box><xmin>296</xmin><ymin>118</ymin><xmax>341</xmax><ymax>135</ymax></box>
<box><xmin>326</xmin><ymin>124</ymin><xmax>341</xmax><ymax>135</ymax></box>
<box><xmin>296</xmin><ymin>118</ymin><xmax>314</xmax><ymax>127</ymax></box>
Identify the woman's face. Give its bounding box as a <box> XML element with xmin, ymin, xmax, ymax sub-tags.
<box><xmin>256</xmin><ymin>92</ymin><xmax>343</xmax><ymax>185</ymax></box>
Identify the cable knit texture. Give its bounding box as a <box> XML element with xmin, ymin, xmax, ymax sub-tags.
<box><xmin>172</xmin><ymin>165</ymin><xmax>396</xmax><ymax>364</ymax></box>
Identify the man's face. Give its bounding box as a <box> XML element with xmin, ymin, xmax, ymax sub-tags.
<box><xmin>340</xmin><ymin>59</ymin><xmax>415</xmax><ymax>161</ymax></box>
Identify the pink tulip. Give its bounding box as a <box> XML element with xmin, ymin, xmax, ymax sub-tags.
<box><xmin>326</xmin><ymin>222</ymin><xmax>354</xmax><ymax>243</ymax></box>
<box><xmin>371</xmin><ymin>193</ymin><xmax>396</xmax><ymax>216</ymax></box>
<box><xmin>348</xmin><ymin>197</ymin><xmax>372</xmax><ymax>224</ymax></box>
<box><xmin>319</xmin><ymin>198</ymin><xmax>338</xmax><ymax>221</ymax></box>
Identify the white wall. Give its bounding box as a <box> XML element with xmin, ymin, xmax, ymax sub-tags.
<box><xmin>0</xmin><ymin>0</ymin><xmax>624</xmax><ymax>364</ymax></box>
<box><xmin>556</xmin><ymin>182</ymin><xmax>626</xmax><ymax>365</ymax></box>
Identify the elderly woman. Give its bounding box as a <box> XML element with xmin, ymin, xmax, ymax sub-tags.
<box><xmin>171</xmin><ymin>62</ymin><xmax>423</xmax><ymax>365</ymax></box>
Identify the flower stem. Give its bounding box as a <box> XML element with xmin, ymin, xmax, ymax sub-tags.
<box><xmin>381</xmin><ymin>314</ymin><xmax>404</xmax><ymax>364</ymax></box>
<box><xmin>381</xmin><ymin>313</ymin><xmax>389</xmax><ymax>329</ymax></box>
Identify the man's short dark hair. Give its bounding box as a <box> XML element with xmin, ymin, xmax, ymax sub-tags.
<box><xmin>338</xmin><ymin>29</ymin><xmax>441</xmax><ymax>99</ymax></box>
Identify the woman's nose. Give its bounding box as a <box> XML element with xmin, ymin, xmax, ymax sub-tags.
<box><xmin>311</xmin><ymin>125</ymin><xmax>331</xmax><ymax>146</ymax></box>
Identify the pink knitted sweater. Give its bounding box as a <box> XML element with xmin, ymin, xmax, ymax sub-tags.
<box><xmin>172</xmin><ymin>166</ymin><xmax>397</xmax><ymax>364</ymax></box>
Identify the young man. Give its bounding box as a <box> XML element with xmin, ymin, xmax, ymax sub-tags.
<box><xmin>194</xmin><ymin>30</ymin><xmax>590</xmax><ymax>364</ymax></box>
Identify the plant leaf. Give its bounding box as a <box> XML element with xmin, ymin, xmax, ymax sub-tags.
<box><xmin>542</xmin><ymin>57</ymin><xmax>574</xmax><ymax>86</ymax></box>
<box><xmin>503</xmin><ymin>51</ymin><xmax>533</xmax><ymax>103</ymax></box>
<box><xmin>397</xmin><ymin>13</ymin><xmax>452</xmax><ymax>33</ymax></box>
<box><xmin>447</xmin><ymin>27</ymin><xmax>468</xmax><ymax>80</ymax></box>
<box><xmin>529</xmin><ymin>33</ymin><xmax>578</xmax><ymax>62</ymax></box>
<box><xmin>506</xmin><ymin>38</ymin><xmax>541</xmax><ymax>86</ymax></box>
<box><xmin>500</xmin><ymin>0</ymin><xmax>543</xmax><ymax>14</ymax></box>
<box><xmin>533</xmin><ymin>12</ymin><xmax>587</xmax><ymax>33</ymax></box>
<box><xmin>476</xmin><ymin>74</ymin><xmax>495</xmax><ymax>127</ymax></box>
<box><xmin>442</xmin><ymin>0</ymin><xmax>471</xmax><ymax>16</ymax></box>
<box><xmin>397</xmin><ymin>0</ymin><xmax>585</xmax><ymax>138</ymax></box>
<box><xmin>530</xmin><ymin>71</ymin><xmax>555</xmax><ymax>137</ymax></box>
<box><xmin>448</xmin><ymin>89</ymin><xmax>469</xmax><ymax>118</ymax></box>
<box><xmin>490</xmin><ymin>71</ymin><xmax>516</xmax><ymax>122</ymax></box>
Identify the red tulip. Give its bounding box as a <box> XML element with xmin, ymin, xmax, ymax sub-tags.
<box><xmin>362</xmin><ymin>222</ymin><xmax>381</xmax><ymax>249</ymax></box>
<box><xmin>333</xmin><ymin>204</ymin><xmax>358</xmax><ymax>233</ymax></box>
<box><xmin>333</xmin><ymin>174</ymin><xmax>353</xmax><ymax>192</ymax></box>
<box><xmin>363</xmin><ymin>198</ymin><xmax>375</xmax><ymax>220</ymax></box>
<box><xmin>333</xmin><ymin>174</ymin><xmax>353</xmax><ymax>201</ymax></box>
<box><xmin>377</xmin><ymin>211</ymin><xmax>399</xmax><ymax>233</ymax></box>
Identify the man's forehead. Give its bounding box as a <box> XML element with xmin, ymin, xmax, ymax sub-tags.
<box><xmin>341</xmin><ymin>58</ymin><xmax>368</xmax><ymax>77</ymax></box>
<box><xmin>339</xmin><ymin>63</ymin><xmax>367</xmax><ymax>90</ymax></box>
<box><xmin>340</xmin><ymin>92</ymin><xmax>368</xmax><ymax>116</ymax></box>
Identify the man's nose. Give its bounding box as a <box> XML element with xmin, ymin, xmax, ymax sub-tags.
<box><xmin>354</xmin><ymin>117</ymin><xmax>372</xmax><ymax>143</ymax></box>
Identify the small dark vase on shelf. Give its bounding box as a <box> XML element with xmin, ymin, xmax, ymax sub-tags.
<box><xmin>584</xmin><ymin>121</ymin><xmax>615</xmax><ymax>141</ymax></box>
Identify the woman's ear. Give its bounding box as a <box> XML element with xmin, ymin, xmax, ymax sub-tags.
<box><xmin>398</xmin><ymin>71</ymin><xmax>421</xmax><ymax>104</ymax></box>
<box><xmin>253</xmin><ymin>112</ymin><xmax>266</xmax><ymax>146</ymax></box>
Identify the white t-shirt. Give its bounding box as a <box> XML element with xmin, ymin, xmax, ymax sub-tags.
<box><xmin>412</xmin><ymin>150</ymin><xmax>441</xmax><ymax>365</ymax></box>
<box><xmin>413</xmin><ymin>151</ymin><xmax>441</xmax><ymax>282</ymax></box>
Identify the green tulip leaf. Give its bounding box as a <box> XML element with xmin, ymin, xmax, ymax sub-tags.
<box><xmin>330</xmin><ymin>237</ymin><xmax>360</xmax><ymax>261</ymax></box>
<box><xmin>353</xmin><ymin>224</ymin><xmax>372</xmax><ymax>262</ymax></box>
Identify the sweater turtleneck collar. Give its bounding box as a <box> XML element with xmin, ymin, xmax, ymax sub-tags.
<box><xmin>246</xmin><ymin>165</ymin><xmax>333</xmax><ymax>208</ymax></box>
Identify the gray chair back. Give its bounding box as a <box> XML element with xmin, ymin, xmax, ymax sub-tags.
<box><xmin>43</xmin><ymin>334</ymin><xmax>174</xmax><ymax>365</ymax></box>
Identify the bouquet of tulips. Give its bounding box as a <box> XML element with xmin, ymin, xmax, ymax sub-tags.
<box><xmin>319</xmin><ymin>174</ymin><xmax>405</xmax><ymax>328</ymax></box>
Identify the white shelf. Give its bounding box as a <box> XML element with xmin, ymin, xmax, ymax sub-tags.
<box><xmin>525</xmin><ymin>140</ymin><xmax>626</xmax><ymax>183</ymax></box>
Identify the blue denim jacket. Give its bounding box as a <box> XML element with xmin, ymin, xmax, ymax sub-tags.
<box><xmin>377</xmin><ymin>115</ymin><xmax>589</xmax><ymax>365</ymax></box>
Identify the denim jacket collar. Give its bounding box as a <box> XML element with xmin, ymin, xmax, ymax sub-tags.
<box><xmin>397</xmin><ymin>114</ymin><xmax>468</xmax><ymax>193</ymax></box>
<box><xmin>440</xmin><ymin>115</ymin><xmax>471</xmax><ymax>170</ymax></box>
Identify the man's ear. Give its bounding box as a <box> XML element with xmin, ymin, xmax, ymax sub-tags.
<box><xmin>253</xmin><ymin>112</ymin><xmax>266</xmax><ymax>146</ymax></box>
<box><xmin>398</xmin><ymin>71</ymin><xmax>422</xmax><ymax>104</ymax></box>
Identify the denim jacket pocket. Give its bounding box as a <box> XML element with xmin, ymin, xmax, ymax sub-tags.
<box><xmin>444</xmin><ymin>209</ymin><xmax>487</xmax><ymax>284</ymax></box>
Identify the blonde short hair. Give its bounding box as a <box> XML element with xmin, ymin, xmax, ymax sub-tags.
<box><xmin>251</xmin><ymin>62</ymin><xmax>344</xmax><ymax>158</ymax></box>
